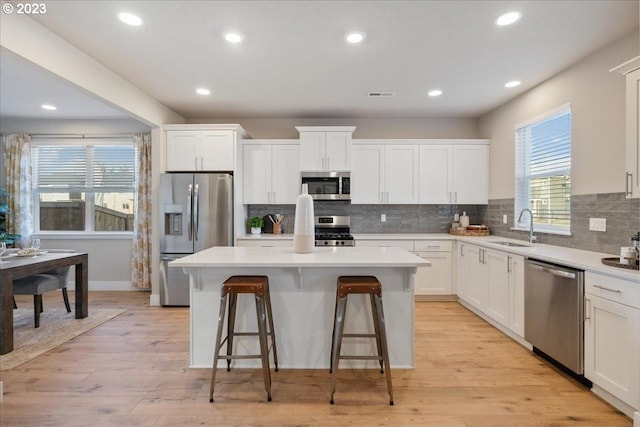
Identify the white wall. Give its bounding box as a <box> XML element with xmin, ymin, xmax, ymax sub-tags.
<box><xmin>187</xmin><ymin>117</ymin><xmax>479</xmax><ymax>139</ymax></box>
<box><xmin>0</xmin><ymin>118</ymin><xmax>151</xmax><ymax>135</ymax></box>
<box><xmin>478</xmin><ymin>31</ymin><xmax>639</xmax><ymax>199</ymax></box>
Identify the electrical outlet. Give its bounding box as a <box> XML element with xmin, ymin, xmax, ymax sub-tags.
<box><xmin>381</xmin><ymin>214</ymin><xmax>386</xmax><ymax>222</ymax></box>
<box><xmin>589</xmin><ymin>218</ymin><xmax>607</xmax><ymax>232</ymax></box>
<box><xmin>503</xmin><ymin>214</ymin><xmax>508</xmax><ymax>224</ymax></box>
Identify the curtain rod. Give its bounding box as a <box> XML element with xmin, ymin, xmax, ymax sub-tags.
<box><xmin>29</xmin><ymin>133</ymin><xmax>136</xmax><ymax>139</ymax></box>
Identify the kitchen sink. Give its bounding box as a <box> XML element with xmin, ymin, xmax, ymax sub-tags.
<box><xmin>491</xmin><ymin>241</ymin><xmax>530</xmax><ymax>247</ymax></box>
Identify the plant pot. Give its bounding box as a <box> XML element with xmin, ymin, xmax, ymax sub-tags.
<box><xmin>251</xmin><ymin>227</ymin><xmax>261</xmax><ymax>235</ymax></box>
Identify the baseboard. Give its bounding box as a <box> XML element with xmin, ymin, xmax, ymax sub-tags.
<box><xmin>634</xmin><ymin>410</ymin><xmax>639</xmax><ymax>427</ymax></box>
<box><xmin>149</xmin><ymin>293</ymin><xmax>160</xmax><ymax>306</ymax></box>
<box><xmin>591</xmin><ymin>384</ymin><xmax>636</xmax><ymax>419</ymax></box>
<box><xmin>415</xmin><ymin>294</ymin><xmax>457</xmax><ymax>302</ymax></box>
<box><xmin>87</xmin><ymin>281</ymin><xmax>137</xmax><ymax>291</ymax></box>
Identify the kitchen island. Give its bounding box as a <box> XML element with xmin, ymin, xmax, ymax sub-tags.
<box><xmin>170</xmin><ymin>246</ymin><xmax>429</xmax><ymax>369</ymax></box>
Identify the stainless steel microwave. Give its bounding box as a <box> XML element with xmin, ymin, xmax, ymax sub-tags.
<box><xmin>301</xmin><ymin>171</ymin><xmax>351</xmax><ymax>201</ymax></box>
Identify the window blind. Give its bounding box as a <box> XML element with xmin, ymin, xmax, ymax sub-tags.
<box><xmin>33</xmin><ymin>145</ymin><xmax>135</xmax><ymax>191</ymax></box>
<box><xmin>515</xmin><ymin>107</ymin><xmax>571</xmax><ymax>233</ymax></box>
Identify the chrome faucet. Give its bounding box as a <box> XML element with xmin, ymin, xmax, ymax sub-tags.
<box><xmin>518</xmin><ymin>208</ymin><xmax>537</xmax><ymax>243</ymax></box>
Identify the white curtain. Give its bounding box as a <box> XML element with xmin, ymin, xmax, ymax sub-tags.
<box><xmin>3</xmin><ymin>134</ymin><xmax>33</xmax><ymax>247</ymax></box>
<box><xmin>131</xmin><ymin>133</ymin><xmax>152</xmax><ymax>289</ymax></box>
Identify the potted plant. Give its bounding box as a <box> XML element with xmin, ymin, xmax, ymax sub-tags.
<box><xmin>0</xmin><ymin>187</ymin><xmax>20</xmax><ymax>246</ymax></box>
<box><xmin>248</xmin><ymin>216</ymin><xmax>264</xmax><ymax>235</ymax></box>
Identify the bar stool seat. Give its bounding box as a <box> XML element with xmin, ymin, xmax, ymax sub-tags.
<box><xmin>209</xmin><ymin>275</ymin><xmax>278</xmax><ymax>403</ymax></box>
<box><xmin>330</xmin><ymin>276</ymin><xmax>393</xmax><ymax>405</ymax></box>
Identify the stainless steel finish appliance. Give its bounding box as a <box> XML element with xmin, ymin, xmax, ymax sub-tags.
<box><xmin>301</xmin><ymin>171</ymin><xmax>350</xmax><ymax>201</ymax></box>
<box><xmin>525</xmin><ymin>258</ymin><xmax>585</xmax><ymax>375</ymax></box>
<box><xmin>159</xmin><ymin>173</ymin><xmax>233</xmax><ymax>306</ymax></box>
<box><xmin>315</xmin><ymin>216</ymin><xmax>354</xmax><ymax>246</ymax></box>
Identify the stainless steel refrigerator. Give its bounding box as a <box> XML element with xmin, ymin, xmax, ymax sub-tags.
<box><xmin>159</xmin><ymin>173</ymin><xmax>233</xmax><ymax>306</ymax></box>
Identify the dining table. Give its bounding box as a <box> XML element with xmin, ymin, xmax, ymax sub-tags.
<box><xmin>0</xmin><ymin>251</ymin><xmax>89</xmax><ymax>354</ymax></box>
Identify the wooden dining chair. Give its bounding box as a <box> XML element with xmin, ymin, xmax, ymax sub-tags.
<box><xmin>12</xmin><ymin>249</ymin><xmax>75</xmax><ymax>328</ymax></box>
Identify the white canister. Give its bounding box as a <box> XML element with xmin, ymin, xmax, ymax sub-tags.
<box><xmin>293</xmin><ymin>184</ymin><xmax>315</xmax><ymax>253</ymax></box>
<box><xmin>459</xmin><ymin>212</ymin><xmax>470</xmax><ymax>229</ymax></box>
<box><xmin>620</xmin><ymin>247</ymin><xmax>635</xmax><ymax>265</ymax></box>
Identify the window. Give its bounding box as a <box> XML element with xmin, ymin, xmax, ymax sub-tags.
<box><xmin>515</xmin><ymin>105</ymin><xmax>571</xmax><ymax>234</ymax></box>
<box><xmin>32</xmin><ymin>139</ymin><xmax>137</xmax><ymax>232</ymax></box>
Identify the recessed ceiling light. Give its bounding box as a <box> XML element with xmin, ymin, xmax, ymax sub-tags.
<box><xmin>428</xmin><ymin>90</ymin><xmax>443</xmax><ymax>97</ymax></box>
<box><xmin>345</xmin><ymin>31</ymin><xmax>365</xmax><ymax>44</ymax></box>
<box><xmin>496</xmin><ymin>12</ymin><xmax>521</xmax><ymax>26</ymax></box>
<box><xmin>118</xmin><ymin>12</ymin><xmax>143</xmax><ymax>26</ymax></box>
<box><xmin>505</xmin><ymin>80</ymin><xmax>521</xmax><ymax>88</ymax></box>
<box><xmin>41</xmin><ymin>104</ymin><xmax>57</xmax><ymax>111</ymax></box>
<box><xmin>196</xmin><ymin>88</ymin><xmax>211</xmax><ymax>96</ymax></box>
<box><xmin>224</xmin><ymin>32</ymin><xmax>243</xmax><ymax>43</ymax></box>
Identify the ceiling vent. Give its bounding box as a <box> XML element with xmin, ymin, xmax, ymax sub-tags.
<box><xmin>367</xmin><ymin>92</ymin><xmax>396</xmax><ymax>97</ymax></box>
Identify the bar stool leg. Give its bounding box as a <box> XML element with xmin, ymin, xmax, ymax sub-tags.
<box><xmin>255</xmin><ymin>294</ymin><xmax>272</xmax><ymax>402</ymax></box>
<box><xmin>210</xmin><ymin>292</ymin><xmax>229</xmax><ymax>403</ymax></box>
<box><xmin>226</xmin><ymin>293</ymin><xmax>238</xmax><ymax>371</ymax></box>
<box><xmin>263</xmin><ymin>280</ymin><xmax>278</xmax><ymax>371</ymax></box>
<box><xmin>373</xmin><ymin>293</ymin><xmax>394</xmax><ymax>405</ymax></box>
<box><xmin>370</xmin><ymin>294</ymin><xmax>384</xmax><ymax>374</ymax></box>
<box><xmin>329</xmin><ymin>286</ymin><xmax>339</xmax><ymax>374</ymax></box>
<box><xmin>330</xmin><ymin>295</ymin><xmax>348</xmax><ymax>404</ymax></box>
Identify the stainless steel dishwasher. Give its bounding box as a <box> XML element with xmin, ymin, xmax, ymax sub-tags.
<box><xmin>524</xmin><ymin>258</ymin><xmax>585</xmax><ymax>377</ymax></box>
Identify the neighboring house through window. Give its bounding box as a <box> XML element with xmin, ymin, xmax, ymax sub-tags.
<box><xmin>31</xmin><ymin>138</ymin><xmax>136</xmax><ymax>232</ymax></box>
<box><xmin>515</xmin><ymin>104</ymin><xmax>572</xmax><ymax>234</ymax></box>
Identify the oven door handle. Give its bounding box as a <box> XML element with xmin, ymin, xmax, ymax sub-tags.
<box><xmin>528</xmin><ymin>263</ymin><xmax>576</xmax><ymax>279</ymax></box>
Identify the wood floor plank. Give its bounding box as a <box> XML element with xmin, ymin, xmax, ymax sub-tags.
<box><xmin>1</xmin><ymin>293</ymin><xmax>632</xmax><ymax>426</ymax></box>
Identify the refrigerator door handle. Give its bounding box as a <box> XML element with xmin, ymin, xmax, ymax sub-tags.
<box><xmin>194</xmin><ymin>183</ymin><xmax>200</xmax><ymax>241</ymax></box>
<box><xmin>187</xmin><ymin>184</ymin><xmax>193</xmax><ymax>241</ymax></box>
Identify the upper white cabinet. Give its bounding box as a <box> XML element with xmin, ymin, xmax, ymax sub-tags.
<box><xmin>419</xmin><ymin>142</ymin><xmax>489</xmax><ymax>204</ymax></box>
<box><xmin>164</xmin><ymin>125</ymin><xmax>247</xmax><ymax>172</ymax></box>
<box><xmin>612</xmin><ymin>57</ymin><xmax>640</xmax><ymax>198</ymax></box>
<box><xmin>296</xmin><ymin>126</ymin><xmax>355</xmax><ymax>171</ymax></box>
<box><xmin>352</xmin><ymin>143</ymin><xmax>419</xmax><ymax>204</ymax></box>
<box><xmin>243</xmin><ymin>141</ymin><xmax>300</xmax><ymax>205</ymax></box>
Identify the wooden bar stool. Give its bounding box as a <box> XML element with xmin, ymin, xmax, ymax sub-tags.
<box><xmin>209</xmin><ymin>276</ymin><xmax>278</xmax><ymax>402</ymax></box>
<box><xmin>329</xmin><ymin>276</ymin><xmax>393</xmax><ymax>405</ymax></box>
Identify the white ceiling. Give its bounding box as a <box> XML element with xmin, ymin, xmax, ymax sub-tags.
<box><xmin>1</xmin><ymin>0</ymin><xmax>638</xmax><ymax>121</ymax></box>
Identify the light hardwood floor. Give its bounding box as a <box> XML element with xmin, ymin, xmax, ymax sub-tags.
<box><xmin>0</xmin><ymin>291</ymin><xmax>632</xmax><ymax>426</ymax></box>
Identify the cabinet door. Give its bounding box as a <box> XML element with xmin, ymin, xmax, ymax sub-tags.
<box><xmin>466</xmin><ymin>245</ymin><xmax>488</xmax><ymax>310</ymax></box>
<box><xmin>271</xmin><ymin>145</ymin><xmax>300</xmax><ymax>204</ymax></box>
<box><xmin>456</xmin><ymin>242</ymin><xmax>468</xmax><ymax>300</ymax></box>
<box><xmin>419</xmin><ymin>145</ymin><xmax>452</xmax><ymax>204</ymax></box>
<box><xmin>324</xmin><ymin>132</ymin><xmax>351</xmax><ymax>171</ymax></box>
<box><xmin>585</xmin><ymin>294</ymin><xmax>640</xmax><ymax>408</ymax></box>
<box><xmin>351</xmin><ymin>145</ymin><xmax>384</xmax><ymax>204</ymax></box>
<box><xmin>200</xmin><ymin>131</ymin><xmax>234</xmax><ymax>171</ymax></box>
<box><xmin>242</xmin><ymin>145</ymin><xmax>272</xmax><ymax>204</ymax></box>
<box><xmin>299</xmin><ymin>132</ymin><xmax>325</xmax><ymax>170</ymax></box>
<box><xmin>626</xmin><ymin>69</ymin><xmax>640</xmax><ymax>198</ymax></box>
<box><xmin>414</xmin><ymin>251</ymin><xmax>453</xmax><ymax>295</ymax></box>
<box><xmin>453</xmin><ymin>145</ymin><xmax>488</xmax><ymax>204</ymax></box>
<box><xmin>508</xmin><ymin>254</ymin><xmax>525</xmax><ymax>337</ymax></box>
<box><xmin>166</xmin><ymin>131</ymin><xmax>199</xmax><ymax>171</ymax></box>
<box><xmin>486</xmin><ymin>249</ymin><xmax>509</xmax><ymax>327</ymax></box>
<box><xmin>385</xmin><ymin>145</ymin><xmax>419</xmax><ymax>204</ymax></box>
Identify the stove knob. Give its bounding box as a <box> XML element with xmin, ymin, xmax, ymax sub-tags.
<box><xmin>324</xmin><ymin>241</ymin><xmax>328</xmax><ymax>245</ymax></box>
<box><xmin>340</xmin><ymin>241</ymin><xmax>344</xmax><ymax>245</ymax></box>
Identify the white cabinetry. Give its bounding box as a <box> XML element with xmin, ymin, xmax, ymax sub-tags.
<box><xmin>242</xmin><ymin>141</ymin><xmax>300</xmax><ymax>204</ymax></box>
<box><xmin>458</xmin><ymin>243</ymin><xmax>525</xmax><ymax>336</ymax></box>
<box><xmin>584</xmin><ymin>271</ymin><xmax>640</xmax><ymax>413</ymax></box>
<box><xmin>296</xmin><ymin>126</ymin><xmax>355</xmax><ymax>171</ymax></box>
<box><xmin>166</xmin><ymin>129</ymin><xmax>239</xmax><ymax>171</ymax></box>
<box><xmin>414</xmin><ymin>240</ymin><xmax>453</xmax><ymax>296</ymax></box>
<box><xmin>612</xmin><ymin>57</ymin><xmax>640</xmax><ymax>198</ymax></box>
<box><xmin>237</xmin><ymin>237</ymin><xmax>293</xmax><ymax>247</ymax></box>
<box><xmin>352</xmin><ymin>143</ymin><xmax>419</xmax><ymax>204</ymax></box>
<box><xmin>419</xmin><ymin>143</ymin><xmax>489</xmax><ymax>204</ymax></box>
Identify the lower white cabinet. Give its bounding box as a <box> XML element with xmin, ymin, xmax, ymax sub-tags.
<box><xmin>458</xmin><ymin>243</ymin><xmax>525</xmax><ymax>337</ymax></box>
<box><xmin>236</xmin><ymin>238</ymin><xmax>293</xmax><ymax>247</ymax></box>
<box><xmin>584</xmin><ymin>272</ymin><xmax>640</xmax><ymax>411</ymax></box>
<box><xmin>414</xmin><ymin>240</ymin><xmax>453</xmax><ymax>296</ymax></box>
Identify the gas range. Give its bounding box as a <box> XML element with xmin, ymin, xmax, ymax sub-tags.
<box><xmin>314</xmin><ymin>216</ymin><xmax>355</xmax><ymax>247</ymax></box>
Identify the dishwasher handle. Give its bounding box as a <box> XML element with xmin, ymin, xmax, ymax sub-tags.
<box><xmin>527</xmin><ymin>262</ymin><xmax>576</xmax><ymax>279</ymax></box>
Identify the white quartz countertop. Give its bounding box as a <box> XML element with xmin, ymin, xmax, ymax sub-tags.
<box><xmin>170</xmin><ymin>245</ymin><xmax>429</xmax><ymax>268</ymax></box>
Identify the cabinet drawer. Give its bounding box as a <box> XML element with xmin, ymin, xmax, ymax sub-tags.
<box><xmin>355</xmin><ymin>239</ymin><xmax>414</xmax><ymax>251</ymax></box>
<box><xmin>585</xmin><ymin>271</ymin><xmax>640</xmax><ymax>309</ymax></box>
<box><xmin>414</xmin><ymin>240</ymin><xmax>452</xmax><ymax>252</ymax></box>
<box><xmin>237</xmin><ymin>238</ymin><xmax>292</xmax><ymax>247</ymax></box>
